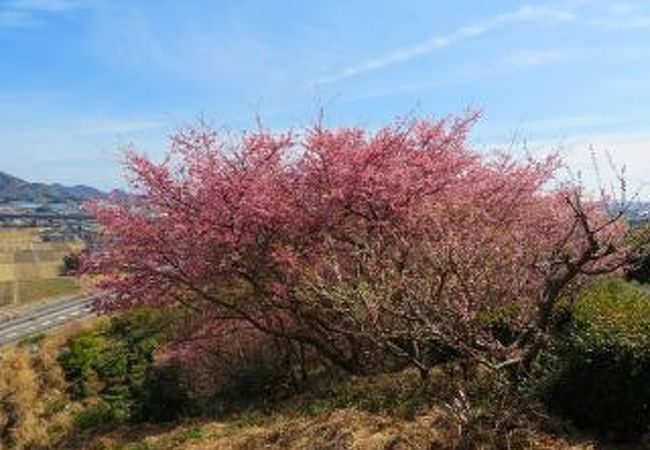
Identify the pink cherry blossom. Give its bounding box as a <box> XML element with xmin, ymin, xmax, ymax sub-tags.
<box><xmin>83</xmin><ymin>112</ymin><xmax>636</xmax><ymax>374</ymax></box>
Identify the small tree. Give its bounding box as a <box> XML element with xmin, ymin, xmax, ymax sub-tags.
<box><xmin>61</xmin><ymin>252</ymin><xmax>81</xmax><ymax>276</ymax></box>
<box><xmin>83</xmin><ymin>113</ymin><xmax>643</xmax><ymax>379</ymax></box>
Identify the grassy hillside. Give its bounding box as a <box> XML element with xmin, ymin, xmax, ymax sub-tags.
<box><xmin>63</xmin><ymin>409</ymin><xmax>596</xmax><ymax>450</ymax></box>
<box><xmin>0</xmin><ymin>331</ymin><xmax>599</xmax><ymax>450</ymax></box>
<box><xmin>55</xmin><ymin>366</ymin><xmax>608</xmax><ymax>450</ymax></box>
<box><xmin>3</xmin><ymin>301</ymin><xmax>645</xmax><ymax>450</ymax></box>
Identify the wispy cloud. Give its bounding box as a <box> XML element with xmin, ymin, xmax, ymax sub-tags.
<box><xmin>583</xmin><ymin>1</ymin><xmax>650</xmax><ymax>31</ymax></box>
<box><xmin>0</xmin><ymin>0</ymin><xmax>88</xmax><ymax>28</ymax></box>
<box><xmin>521</xmin><ymin>114</ymin><xmax>627</xmax><ymax>132</ymax></box>
<box><xmin>74</xmin><ymin>117</ymin><xmax>164</xmax><ymax>136</ymax></box>
<box><xmin>332</xmin><ymin>47</ymin><xmax>577</xmax><ymax>105</ymax></box>
<box><xmin>589</xmin><ymin>15</ymin><xmax>650</xmax><ymax>30</ymax></box>
<box><xmin>476</xmin><ymin>128</ymin><xmax>650</xmax><ymax>198</ymax></box>
<box><xmin>505</xmin><ymin>48</ymin><xmax>572</xmax><ymax>67</ymax></box>
<box><xmin>550</xmin><ymin>132</ymin><xmax>650</xmax><ymax>197</ymax></box>
<box><xmin>611</xmin><ymin>78</ymin><xmax>650</xmax><ymax>90</ymax></box>
<box><xmin>316</xmin><ymin>5</ymin><xmax>575</xmax><ymax>84</ymax></box>
<box><xmin>0</xmin><ymin>112</ymin><xmax>166</xmax><ymax>189</ymax></box>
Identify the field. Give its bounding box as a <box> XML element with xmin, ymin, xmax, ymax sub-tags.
<box><xmin>0</xmin><ymin>228</ymin><xmax>82</xmax><ymax>307</ymax></box>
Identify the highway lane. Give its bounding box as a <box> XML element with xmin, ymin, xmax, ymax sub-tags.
<box><xmin>0</xmin><ymin>295</ymin><xmax>97</xmax><ymax>347</ymax></box>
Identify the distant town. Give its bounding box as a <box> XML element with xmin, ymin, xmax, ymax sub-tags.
<box><xmin>0</xmin><ymin>170</ymin><xmax>112</xmax><ymax>242</ymax></box>
<box><xmin>616</xmin><ymin>201</ymin><xmax>650</xmax><ymax>225</ymax></box>
<box><xmin>0</xmin><ymin>201</ymin><xmax>96</xmax><ymax>243</ymax></box>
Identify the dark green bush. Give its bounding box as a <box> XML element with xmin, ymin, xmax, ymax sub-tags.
<box><xmin>59</xmin><ymin>309</ymin><xmax>195</xmax><ymax>426</ymax></box>
<box><xmin>625</xmin><ymin>252</ymin><xmax>650</xmax><ymax>284</ymax></box>
<box><xmin>61</xmin><ymin>252</ymin><xmax>81</xmax><ymax>275</ymax></box>
<box><xmin>624</xmin><ymin>224</ymin><xmax>650</xmax><ymax>284</ymax></box>
<box><xmin>59</xmin><ymin>309</ymin><xmax>303</xmax><ymax>425</ymax></box>
<box><xmin>538</xmin><ymin>278</ymin><xmax>650</xmax><ymax>441</ymax></box>
<box><xmin>58</xmin><ymin>331</ymin><xmax>107</xmax><ymax>398</ymax></box>
<box><xmin>136</xmin><ymin>363</ymin><xmax>191</xmax><ymax>422</ymax></box>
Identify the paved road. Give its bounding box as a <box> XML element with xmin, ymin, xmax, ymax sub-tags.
<box><xmin>0</xmin><ymin>295</ymin><xmax>96</xmax><ymax>347</ymax></box>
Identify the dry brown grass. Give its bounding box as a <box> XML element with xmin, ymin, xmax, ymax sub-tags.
<box><xmin>0</xmin><ymin>320</ymin><xmax>103</xmax><ymax>450</ymax></box>
<box><xmin>59</xmin><ymin>366</ymin><xmax>606</xmax><ymax>450</ymax></box>
<box><xmin>65</xmin><ymin>407</ymin><xmax>601</xmax><ymax>450</ymax></box>
<box><xmin>0</xmin><ymin>345</ymin><xmax>77</xmax><ymax>449</ymax></box>
<box><xmin>198</xmin><ymin>409</ymin><xmax>454</xmax><ymax>450</ymax></box>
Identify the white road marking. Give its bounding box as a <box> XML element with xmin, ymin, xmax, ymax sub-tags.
<box><xmin>0</xmin><ymin>296</ymin><xmax>98</xmax><ymax>345</ymax></box>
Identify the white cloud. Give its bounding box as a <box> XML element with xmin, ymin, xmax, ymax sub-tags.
<box><xmin>331</xmin><ymin>47</ymin><xmax>579</xmax><ymax>104</ymax></box>
<box><xmin>483</xmin><ymin>131</ymin><xmax>650</xmax><ymax>199</ymax></box>
<box><xmin>588</xmin><ymin>15</ymin><xmax>650</xmax><ymax>30</ymax></box>
<box><xmin>505</xmin><ymin>48</ymin><xmax>572</xmax><ymax>67</ymax></box>
<box><xmin>519</xmin><ymin>114</ymin><xmax>627</xmax><ymax>132</ymax></box>
<box><xmin>582</xmin><ymin>1</ymin><xmax>650</xmax><ymax>31</ymax></box>
<box><xmin>562</xmin><ymin>134</ymin><xmax>650</xmax><ymax>198</ymax></box>
<box><xmin>611</xmin><ymin>79</ymin><xmax>650</xmax><ymax>90</ymax></box>
<box><xmin>316</xmin><ymin>5</ymin><xmax>575</xmax><ymax>84</ymax></box>
<box><xmin>0</xmin><ymin>113</ymin><xmax>167</xmax><ymax>189</ymax></box>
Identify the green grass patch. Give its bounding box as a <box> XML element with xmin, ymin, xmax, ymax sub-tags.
<box><xmin>16</xmin><ymin>277</ymin><xmax>81</xmax><ymax>304</ymax></box>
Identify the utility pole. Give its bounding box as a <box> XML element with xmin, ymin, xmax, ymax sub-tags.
<box><xmin>12</xmin><ymin>281</ymin><xmax>19</xmax><ymax>305</ymax></box>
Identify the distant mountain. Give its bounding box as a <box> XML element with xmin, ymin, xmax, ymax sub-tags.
<box><xmin>0</xmin><ymin>171</ymin><xmax>114</xmax><ymax>203</ymax></box>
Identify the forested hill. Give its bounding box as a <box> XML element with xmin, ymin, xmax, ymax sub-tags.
<box><xmin>0</xmin><ymin>171</ymin><xmax>115</xmax><ymax>203</ymax></box>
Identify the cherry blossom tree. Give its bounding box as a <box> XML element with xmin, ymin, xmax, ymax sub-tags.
<box><xmin>83</xmin><ymin>113</ymin><xmax>639</xmax><ymax>377</ymax></box>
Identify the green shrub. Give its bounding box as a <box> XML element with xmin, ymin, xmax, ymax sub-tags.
<box><xmin>75</xmin><ymin>401</ymin><xmax>127</xmax><ymax>430</ymax></box>
<box><xmin>136</xmin><ymin>363</ymin><xmax>191</xmax><ymax>422</ymax></box>
<box><xmin>61</xmin><ymin>252</ymin><xmax>81</xmax><ymax>275</ymax></box>
<box><xmin>538</xmin><ymin>278</ymin><xmax>650</xmax><ymax>441</ymax></box>
<box><xmin>58</xmin><ymin>331</ymin><xmax>107</xmax><ymax>398</ymax></box>
<box><xmin>59</xmin><ymin>309</ymin><xmax>194</xmax><ymax>427</ymax></box>
<box><xmin>219</xmin><ymin>357</ymin><xmax>292</xmax><ymax>407</ymax></box>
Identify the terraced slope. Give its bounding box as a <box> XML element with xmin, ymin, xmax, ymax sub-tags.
<box><xmin>0</xmin><ymin>228</ymin><xmax>81</xmax><ymax>306</ymax></box>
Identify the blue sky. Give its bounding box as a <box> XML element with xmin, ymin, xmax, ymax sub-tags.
<box><xmin>1</xmin><ymin>0</ymin><xmax>649</xmax><ymax>194</ymax></box>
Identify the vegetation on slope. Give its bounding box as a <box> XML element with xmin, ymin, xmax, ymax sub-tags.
<box><xmin>537</xmin><ymin>277</ymin><xmax>650</xmax><ymax>440</ymax></box>
<box><xmin>2</xmin><ymin>279</ymin><xmax>650</xmax><ymax>450</ymax></box>
<box><xmin>3</xmin><ymin>116</ymin><xmax>649</xmax><ymax>449</ymax></box>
